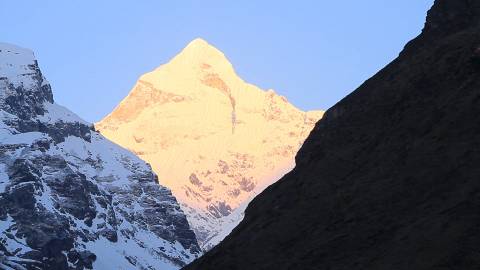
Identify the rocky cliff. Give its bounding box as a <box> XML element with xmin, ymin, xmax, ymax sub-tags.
<box><xmin>0</xmin><ymin>43</ymin><xmax>200</xmax><ymax>270</ymax></box>
<box><xmin>96</xmin><ymin>38</ymin><xmax>323</xmax><ymax>250</ymax></box>
<box><xmin>184</xmin><ymin>0</ymin><xmax>480</xmax><ymax>269</ymax></box>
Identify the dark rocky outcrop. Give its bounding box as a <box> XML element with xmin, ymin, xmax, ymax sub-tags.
<box><xmin>184</xmin><ymin>0</ymin><xmax>480</xmax><ymax>269</ymax></box>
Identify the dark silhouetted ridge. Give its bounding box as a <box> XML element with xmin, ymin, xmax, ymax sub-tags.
<box><xmin>184</xmin><ymin>0</ymin><xmax>480</xmax><ymax>269</ymax></box>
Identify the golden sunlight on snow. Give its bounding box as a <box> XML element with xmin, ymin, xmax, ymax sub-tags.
<box><xmin>96</xmin><ymin>38</ymin><xmax>323</xmax><ymax>248</ymax></box>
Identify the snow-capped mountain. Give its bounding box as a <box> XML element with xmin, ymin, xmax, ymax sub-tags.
<box><xmin>96</xmin><ymin>38</ymin><xmax>323</xmax><ymax>250</ymax></box>
<box><xmin>0</xmin><ymin>42</ymin><xmax>200</xmax><ymax>269</ymax></box>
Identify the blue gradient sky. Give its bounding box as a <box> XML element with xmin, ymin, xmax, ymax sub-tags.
<box><xmin>2</xmin><ymin>1</ymin><xmax>433</xmax><ymax>122</ymax></box>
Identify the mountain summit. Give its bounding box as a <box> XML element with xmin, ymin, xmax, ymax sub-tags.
<box><xmin>96</xmin><ymin>38</ymin><xmax>323</xmax><ymax>249</ymax></box>
<box><xmin>173</xmin><ymin>38</ymin><xmax>229</xmax><ymax>64</ymax></box>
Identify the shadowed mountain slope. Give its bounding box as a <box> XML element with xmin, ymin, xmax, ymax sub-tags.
<box><xmin>184</xmin><ymin>0</ymin><xmax>480</xmax><ymax>269</ymax></box>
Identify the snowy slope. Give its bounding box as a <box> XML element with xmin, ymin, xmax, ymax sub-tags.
<box><xmin>96</xmin><ymin>38</ymin><xmax>323</xmax><ymax>250</ymax></box>
<box><xmin>0</xmin><ymin>43</ymin><xmax>200</xmax><ymax>270</ymax></box>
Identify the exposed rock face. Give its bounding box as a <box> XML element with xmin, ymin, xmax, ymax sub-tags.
<box><xmin>0</xmin><ymin>43</ymin><xmax>200</xmax><ymax>270</ymax></box>
<box><xmin>184</xmin><ymin>0</ymin><xmax>480</xmax><ymax>269</ymax></box>
<box><xmin>96</xmin><ymin>38</ymin><xmax>323</xmax><ymax>249</ymax></box>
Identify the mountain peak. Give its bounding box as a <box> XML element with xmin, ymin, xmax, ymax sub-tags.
<box><xmin>97</xmin><ymin>36</ymin><xmax>324</xmax><ymax>250</ymax></box>
<box><xmin>186</xmin><ymin>38</ymin><xmax>212</xmax><ymax>49</ymax></box>
<box><xmin>167</xmin><ymin>38</ymin><xmax>232</xmax><ymax>70</ymax></box>
<box><xmin>183</xmin><ymin>38</ymin><xmax>220</xmax><ymax>53</ymax></box>
<box><xmin>0</xmin><ymin>42</ymin><xmax>55</xmax><ymax>120</ymax></box>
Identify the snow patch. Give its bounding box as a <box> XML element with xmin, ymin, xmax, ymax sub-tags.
<box><xmin>1</xmin><ymin>131</ymin><xmax>45</xmax><ymax>145</ymax></box>
<box><xmin>0</xmin><ymin>164</ymin><xmax>8</xmax><ymax>193</ymax></box>
<box><xmin>0</xmin><ymin>43</ymin><xmax>37</xmax><ymax>89</ymax></box>
<box><xmin>36</xmin><ymin>102</ymin><xmax>89</xmax><ymax>125</ymax></box>
<box><xmin>85</xmin><ymin>233</ymin><xmax>179</xmax><ymax>270</ymax></box>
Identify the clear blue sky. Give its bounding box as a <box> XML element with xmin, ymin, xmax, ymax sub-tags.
<box><xmin>2</xmin><ymin>1</ymin><xmax>434</xmax><ymax>122</ymax></box>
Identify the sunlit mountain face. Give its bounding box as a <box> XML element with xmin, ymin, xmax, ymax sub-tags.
<box><xmin>96</xmin><ymin>38</ymin><xmax>323</xmax><ymax>250</ymax></box>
